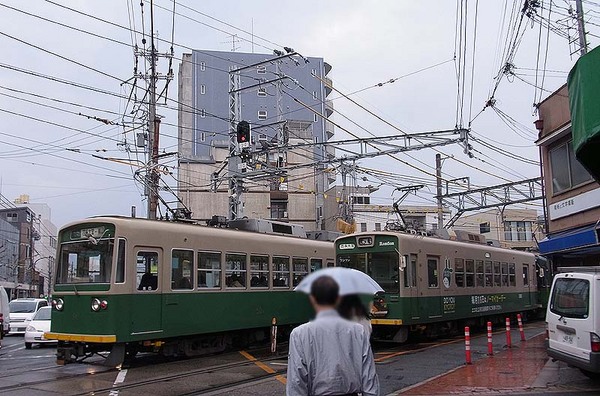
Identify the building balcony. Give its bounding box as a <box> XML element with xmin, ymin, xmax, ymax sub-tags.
<box><xmin>324</xmin><ymin>77</ymin><xmax>333</xmax><ymax>97</ymax></box>
<box><xmin>324</xmin><ymin>62</ymin><xmax>332</xmax><ymax>76</ymax></box>
<box><xmin>325</xmin><ymin>100</ymin><xmax>334</xmax><ymax>117</ymax></box>
<box><xmin>325</xmin><ymin>119</ymin><xmax>334</xmax><ymax>139</ymax></box>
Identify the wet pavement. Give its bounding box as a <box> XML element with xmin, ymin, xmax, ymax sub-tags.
<box><xmin>393</xmin><ymin>333</ymin><xmax>600</xmax><ymax>395</ymax></box>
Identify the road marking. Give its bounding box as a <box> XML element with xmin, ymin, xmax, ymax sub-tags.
<box><xmin>239</xmin><ymin>350</ymin><xmax>287</xmax><ymax>385</ymax></box>
<box><xmin>108</xmin><ymin>368</ymin><xmax>128</xmax><ymax>396</ymax></box>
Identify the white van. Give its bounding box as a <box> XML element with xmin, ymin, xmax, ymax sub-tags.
<box><xmin>8</xmin><ymin>298</ymin><xmax>49</xmax><ymax>334</ymax></box>
<box><xmin>546</xmin><ymin>267</ymin><xmax>600</xmax><ymax>378</ymax></box>
<box><xmin>0</xmin><ymin>286</ymin><xmax>9</xmax><ymax>337</ymax></box>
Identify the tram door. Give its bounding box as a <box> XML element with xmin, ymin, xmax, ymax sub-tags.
<box><xmin>403</xmin><ymin>254</ymin><xmax>420</xmax><ymax>320</ymax></box>
<box><xmin>523</xmin><ymin>264</ymin><xmax>532</xmax><ymax>307</ymax></box>
<box><xmin>421</xmin><ymin>256</ymin><xmax>442</xmax><ymax>318</ymax></box>
<box><xmin>132</xmin><ymin>248</ymin><xmax>163</xmax><ymax>334</ymax></box>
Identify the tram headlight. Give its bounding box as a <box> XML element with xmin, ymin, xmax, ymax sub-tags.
<box><xmin>53</xmin><ymin>298</ymin><xmax>64</xmax><ymax>311</ymax></box>
<box><xmin>91</xmin><ymin>298</ymin><xmax>101</xmax><ymax>312</ymax></box>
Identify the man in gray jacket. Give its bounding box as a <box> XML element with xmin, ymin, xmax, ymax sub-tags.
<box><xmin>286</xmin><ymin>275</ymin><xmax>379</xmax><ymax>396</ymax></box>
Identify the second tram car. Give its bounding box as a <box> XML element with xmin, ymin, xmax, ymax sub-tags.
<box><xmin>46</xmin><ymin>216</ymin><xmax>334</xmax><ymax>365</ymax></box>
<box><xmin>335</xmin><ymin>231</ymin><xmax>540</xmax><ymax>342</ymax></box>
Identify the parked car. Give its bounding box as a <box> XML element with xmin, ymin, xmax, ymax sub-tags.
<box><xmin>0</xmin><ymin>286</ymin><xmax>9</xmax><ymax>338</ymax></box>
<box><xmin>8</xmin><ymin>298</ymin><xmax>48</xmax><ymax>334</ymax></box>
<box><xmin>546</xmin><ymin>267</ymin><xmax>600</xmax><ymax>379</ymax></box>
<box><xmin>24</xmin><ymin>306</ymin><xmax>54</xmax><ymax>349</ymax></box>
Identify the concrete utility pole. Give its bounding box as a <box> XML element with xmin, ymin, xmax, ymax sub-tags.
<box><xmin>436</xmin><ymin>153</ymin><xmax>444</xmax><ymax>230</ymax></box>
<box><xmin>147</xmin><ymin>0</ymin><xmax>160</xmax><ymax>220</ymax></box>
<box><xmin>575</xmin><ymin>0</ymin><xmax>588</xmax><ymax>55</ymax></box>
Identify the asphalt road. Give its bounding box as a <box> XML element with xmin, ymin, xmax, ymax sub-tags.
<box><xmin>1</xmin><ymin>323</ymin><xmax>599</xmax><ymax>395</ymax></box>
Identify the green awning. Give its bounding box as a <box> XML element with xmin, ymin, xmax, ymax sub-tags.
<box><xmin>568</xmin><ymin>45</ymin><xmax>600</xmax><ymax>181</ymax></box>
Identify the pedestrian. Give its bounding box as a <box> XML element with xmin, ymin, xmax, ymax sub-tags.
<box><xmin>286</xmin><ymin>275</ymin><xmax>379</xmax><ymax>396</ymax></box>
<box><xmin>337</xmin><ymin>294</ymin><xmax>372</xmax><ymax>338</ymax></box>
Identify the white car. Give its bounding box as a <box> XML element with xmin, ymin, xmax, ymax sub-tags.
<box><xmin>24</xmin><ymin>306</ymin><xmax>55</xmax><ymax>349</ymax></box>
<box><xmin>8</xmin><ymin>298</ymin><xmax>49</xmax><ymax>334</ymax></box>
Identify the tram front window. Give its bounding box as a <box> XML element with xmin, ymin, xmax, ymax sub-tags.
<box><xmin>338</xmin><ymin>252</ymin><xmax>399</xmax><ymax>293</ymax></box>
<box><xmin>56</xmin><ymin>239</ymin><xmax>114</xmax><ymax>284</ymax></box>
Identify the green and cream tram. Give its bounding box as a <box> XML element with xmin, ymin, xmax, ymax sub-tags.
<box><xmin>46</xmin><ymin>216</ymin><xmax>334</xmax><ymax>365</ymax></box>
<box><xmin>335</xmin><ymin>231</ymin><xmax>539</xmax><ymax>342</ymax></box>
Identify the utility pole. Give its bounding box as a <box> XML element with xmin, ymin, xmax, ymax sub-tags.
<box><xmin>436</xmin><ymin>153</ymin><xmax>444</xmax><ymax>230</ymax></box>
<box><xmin>575</xmin><ymin>0</ymin><xmax>588</xmax><ymax>55</ymax></box>
<box><xmin>146</xmin><ymin>0</ymin><xmax>160</xmax><ymax>220</ymax></box>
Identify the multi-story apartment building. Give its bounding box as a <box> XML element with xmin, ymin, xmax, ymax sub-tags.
<box><xmin>452</xmin><ymin>208</ymin><xmax>544</xmax><ymax>250</ymax></box>
<box><xmin>0</xmin><ymin>195</ymin><xmax>57</xmax><ymax>298</ymax></box>
<box><xmin>178</xmin><ymin>50</ymin><xmax>334</xmax><ymax>230</ymax></box>
<box><xmin>536</xmin><ymin>84</ymin><xmax>600</xmax><ymax>267</ymax></box>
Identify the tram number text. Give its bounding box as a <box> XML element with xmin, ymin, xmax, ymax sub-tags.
<box><xmin>443</xmin><ymin>296</ymin><xmax>456</xmax><ymax>313</ymax></box>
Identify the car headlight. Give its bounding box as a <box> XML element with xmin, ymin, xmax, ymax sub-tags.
<box><xmin>26</xmin><ymin>325</ymin><xmax>36</xmax><ymax>332</ymax></box>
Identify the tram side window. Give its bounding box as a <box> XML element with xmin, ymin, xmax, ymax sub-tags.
<box><xmin>484</xmin><ymin>261</ymin><xmax>493</xmax><ymax>287</ymax></box>
<box><xmin>509</xmin><ymin>263</ymin><xmax>516</xmax><ymax>286</ymax></box>
<box><xmin>172</xmin><ymin>249</ymin><xmax>194</xmax><ymax>290</ymax></box>
<box><xmin>250</xmin><ymin>255</ymin><xmax>269</xmax><ymax>288</ymax></box>
<box><xmin>523</xmin><ymin>264</ymin><xmax>529</xmax><ymax>286</ymax></box>
<box><xmin>115</xmin><ymin>238</ymin><xmax>126</xmax><ymax>284</ymax></box>
<box><xmin>310</xmin><ymin>258</ymin><xmax>323</xmax><ymax>272</ymax></box>
<box><xmin>273</xmin><ymin>256</ymin><xmax>290</xmax><ymax>288</ymax></box>
<box><xmin>225</xmin><ymin>253</ymin><xmax>247</xmax><ymax>288</ymax></box>
<box><xmin>455</xmin><ymin>258</ymin><xmax>465</xmax><ymax>287</ymax></box>
<box><xmin>198</xmin><ymin>251</ymin><xmax>221</xmax><ymax>289</ymax></box>
<box><xmin>493</xmin><ymin>262</ymin><xmax>501</xmax><ymax>287</ymax></box>
<box><xmin>476</xmin><ymin>260</ymin><xmax>484</xmax><ymax>287</ymax></box>
<box><xmin>427</xmin><ymin>257</ymin><xmax>439</xmax><ymax>288</ymax></box>
<box><xmin>501</xmin><ymin>262</ymin><xmax>509</xmax><ymax>286</ymax></box>
<box><xmin>465</xmin><ymin>260</ymin><xmax>475</xmax><ymax>287</ymax></box>
<box><xmin>293</xmin><ymin>257</ymin><xmax>309</xmax><ymax>286</ymax></box>
<box><xmin>403</xmin><ymin>254</ymin><xmax>417</xmax><ymax>288</ymax></box>
<box><xmin>137</xmin><ymin>251</ymin><xmax>159</xmax><ymax>291</ymax></box>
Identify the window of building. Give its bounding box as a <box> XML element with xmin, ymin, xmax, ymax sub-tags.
<box><xmin>351</xmin><ymin>196</ymin><xmax>370</xmax><ymax>204</ymax></box>
<box><xmin>270</xmin><ymin>199</ymin><xmax>288</xmax><ymax>219</ymax></box>
<box><xmin>6</xmin><ymin>213</ymin><xmax>17</xmax><ymax>222</ymax></box>
<box><xmin>200</xmin><ymin>109</ymin><xmax>206</xmax><ymax>118</ymax></box>
<box><xmin>360</xmin><ymin>223</ymin><xmax>367</xmax><ymax>232</ymax></box>
<box><xmin>258</xmin><ymin>110</ymin><xmax>267</xmax><ymax>120</ymax></box>
<box><xmin>200</xmin><ymin>84</ymin><xmax>206</xmax><ymax>95</ymax></box>
<box><xmin>549</xmin><ymin>140</ymin><xmax>592</xmax><ymax>194</ymax></box>
<box><xmin>313</xmin><ymin>91</ymin><xmax>317</xmax><ymax>100</ymax></box>
<box><xmin>313</xmin><ymin>113</ymin><xmax>318</xmax><ymax>122</ymax></box>
<box><xmin>200</xmin><ymin>61</ymin><xmax>206</xmax><ymax>71</ymax></box>
<box><xmin>480</xmin><ymin>222</ymin><xmax>490</xmax><ymax>233</ymax></box>
<box><xmin>504</xmin><ymin>221</ymin><xmax>532</xmax><ymax>241</ymax></box>
<box><xmin>200</xmin><ymin>132</ymin><xmax>206</xmax><ymax>142</ymax></box>
<box><xmin>257</xmin><ymin>87</ymin><xmax>267</xmax><ymax>97</ymax></box>
<box><xmin>257</xmin><ymin>65</ymin><xmax>266</xmax><ymax>74</ymax></box>
<box><xmin>375</xmin><ymin>223</ymin><xmax>381</xmax><ymax>231</ymax></box>
<box><xmin>311</xmin><ymin>69</ymin><xmax>316</xmax><ymax>76</ymax></box>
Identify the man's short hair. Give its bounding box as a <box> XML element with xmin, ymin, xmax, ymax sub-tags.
<box><xmin>310</xmin><ymin>275</ymin><xmax>339</xmax><ymax>305</ymax></box>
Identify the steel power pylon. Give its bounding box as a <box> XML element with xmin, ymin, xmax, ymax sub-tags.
<box><xmin>438</xmin><ymin>177</ymin><xmax>543</xmax><ymax>228</ymax></box>
<box><xmin>227</xmin><ymin>51</ymin><xmax>301</xmax><ymax>220</ymax></box>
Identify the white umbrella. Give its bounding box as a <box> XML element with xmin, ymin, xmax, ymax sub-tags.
<box><xmin>294</xmin><ymin>267</ymin><xmax>384</xmax><ymax>296</ymax></box>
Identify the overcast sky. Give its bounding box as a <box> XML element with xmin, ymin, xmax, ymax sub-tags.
<box><xmin>0</xmin><ymin>0</ymin><xmax>598</xmax><ymax>229</ymax></box>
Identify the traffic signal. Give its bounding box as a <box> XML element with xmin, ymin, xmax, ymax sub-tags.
<box><xmin>236</xmin><ymin>121</ymin><xmax>250</xmax><ymax>144</ymax></box>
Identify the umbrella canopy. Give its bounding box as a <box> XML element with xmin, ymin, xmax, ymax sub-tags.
<box><xmin>294</xmin><ymin>267</ymin><xmax>384</xmax><ymax>296</ymax></box>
